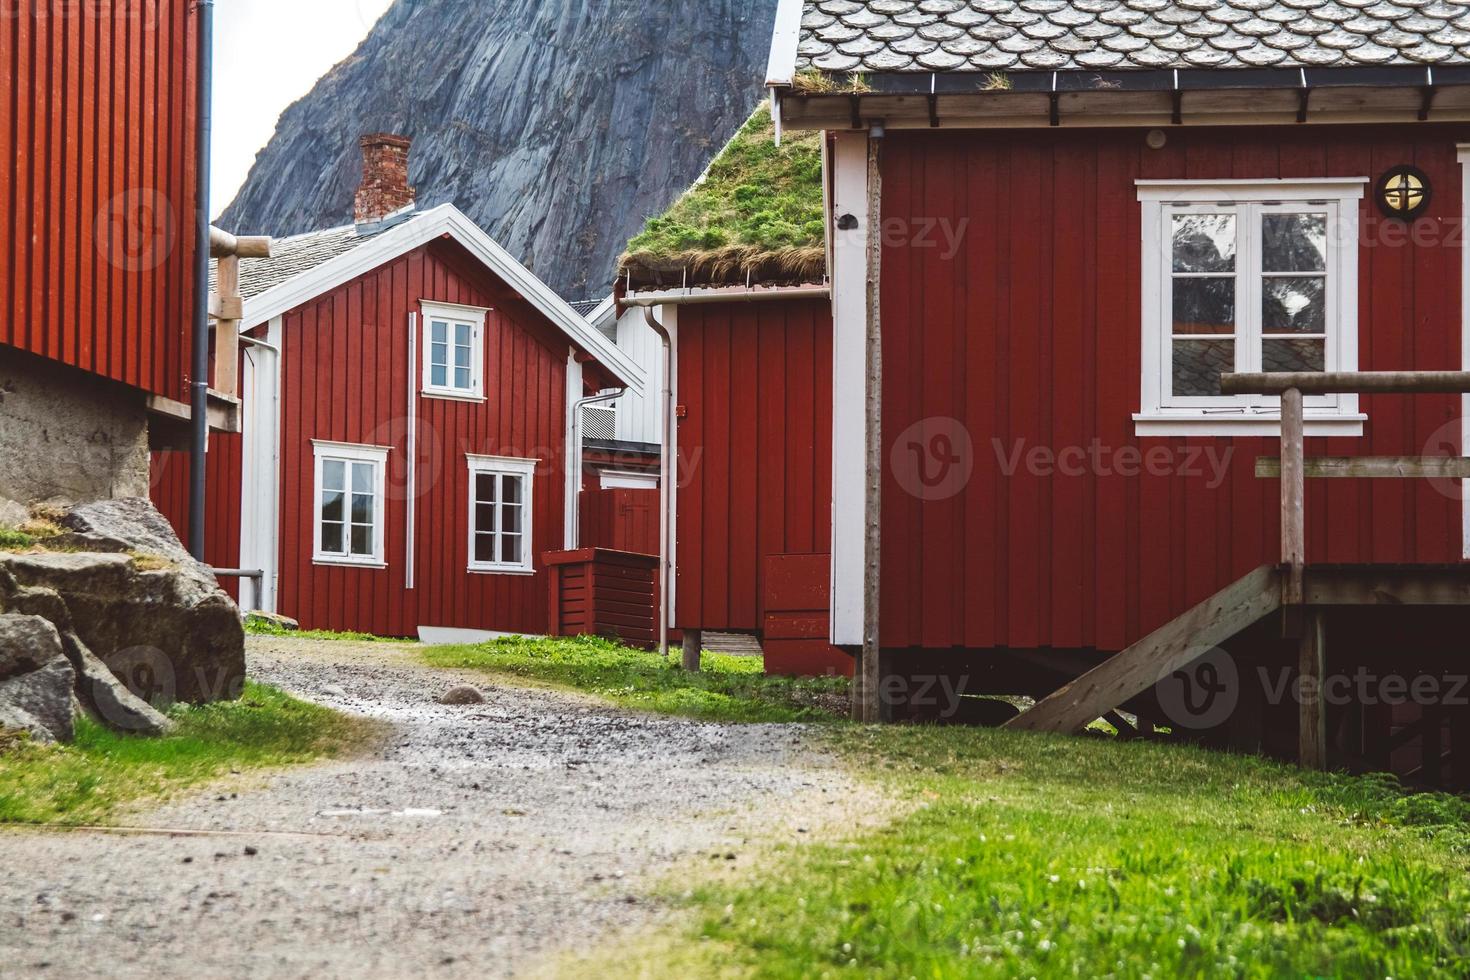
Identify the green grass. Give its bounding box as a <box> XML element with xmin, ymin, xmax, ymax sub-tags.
<box><xmin>244</xmin><ymin>617</ymin><xmax>394</xmax><ymax>643</ymax></box>
<box><xmin>0</xmin><ymin>682</ymin><xmax>373</xmax><ymax>825</ymax></box>
<box><xmin>647</xmin><ymin>727</ymin><xmax>1470</xmax><ymax>978</ymax></box>
<box><xmin>423</xmin><ymin>634</ymin><xmax>847</xmax><ymax>723</ymax></box>
<box><xmin>621</xmin><ymin>102</ymin><xmax>824</xmax><ymax>260</ymax></box>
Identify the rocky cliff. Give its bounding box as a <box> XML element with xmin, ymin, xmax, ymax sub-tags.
<box><xmin>218</xmin><ymin>0</ymin><xmax>780</xmax><ymax>300</ymax></box>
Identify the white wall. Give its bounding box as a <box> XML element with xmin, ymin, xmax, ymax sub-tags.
<box><xmin>609</xmin><ymin>306</ymin><xmax>666</xmax><ymax>447</ymax></box>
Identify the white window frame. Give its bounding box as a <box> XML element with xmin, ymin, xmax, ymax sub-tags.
<box><xmin>311</xmin><ymin>440</ymin><xmax>389</xmax><ymax>567</ymax></box>
<box><xmin>1135</xmin><ymin>179</ymin><xmax>1366</xmax><ymax>437</ymax></box>
<box><xmin>420</xmin><ymin>300</ymin><xmax>489</xmax><ymax>401</ymax></box>
<box><xmin>466</xmin><ymin>454</ymin><xmax>538</xmax><ymax>575</ymax></box>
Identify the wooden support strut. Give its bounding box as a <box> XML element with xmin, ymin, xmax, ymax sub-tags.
<box><xmin>1280</xmin><ymin>387</ymin><xmax>1305</xmax><ymax>628</ymax></box>
<box><xmin>1256</xmin><ymin>456</ymin><xmax>1470</xmax><ymax>479</ymax></box>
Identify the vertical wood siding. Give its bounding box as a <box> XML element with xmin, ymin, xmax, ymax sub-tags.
<box><xmin>149</xmin><ymin>443</ymin><xmax>242</xmax><ymax>600</ymax></box>
<box><xmin>272</xmin><ymin>240</ymin><xmax>569</xmax><ymax>636</ymax></box>
<box><xmin>2</xmin><ymin>2</ymin><xmax>197</xmax><ymax>403</ymax></box>
<box><xmin>674</xmin><ymin>299</ymin><xmax>833</xmax><ymax>632</ymax></box>
<box><xmin>879</xmin><ymin>124</ymin><xmax>1466</xmax><ymax>654</ymax></box>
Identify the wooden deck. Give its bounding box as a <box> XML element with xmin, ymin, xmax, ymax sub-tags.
<box><xmin>1007</xmin><ymin>562</ymin><xmax>1470</xmax><ymax>789</ymax></box>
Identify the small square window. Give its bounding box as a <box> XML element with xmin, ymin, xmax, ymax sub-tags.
<box><xmin>313</xmin><ymin>441</ymin><xmax>388</xmax><ymax>566</ymax></box>
<box><xmin>421</xmin><ymin>302</ymin><xmax>488</xmax><ymax>400</ymax></box>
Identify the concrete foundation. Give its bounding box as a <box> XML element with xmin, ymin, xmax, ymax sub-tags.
<box><xmin>0</xmin><ymin>346</ymin><xmax>150</xmax><ymax>518</ymax></box>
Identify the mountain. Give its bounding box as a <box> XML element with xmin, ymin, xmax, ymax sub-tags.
<box><xmin>217</xmin><ymin>0</ymin><xmax>779</xmax><ymax>300</ymax></box>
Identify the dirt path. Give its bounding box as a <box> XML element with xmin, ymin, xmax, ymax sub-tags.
<box><xmin>0</xmin><ymin>636</ymin><xmax>882</xmax><ymax>979</ymax></box>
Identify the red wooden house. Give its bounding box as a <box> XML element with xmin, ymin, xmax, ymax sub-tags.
<box><xmin>649</xmin><ymin>0</ymin><xmax>1470</xmax><ymax>784</ymax></box>
<box><xmin>154</xmin><ymin>136</ymin><xmax>644</xmax><ymax>638</ymax></box>
<box><xmin>0</xmin><ymin>1</ymin><xmax>234</xmax><ymax>515</ymax></box>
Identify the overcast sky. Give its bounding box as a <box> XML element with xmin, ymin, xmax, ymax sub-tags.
<box><xmin>212</xmin><ymin>0</ymin><xmax>395</xmax><ymax>216</ymax></box>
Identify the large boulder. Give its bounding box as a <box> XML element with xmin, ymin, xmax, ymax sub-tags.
<box><xmin>0</xmin><ymin>614</ymin><xmax>76</xmax><ymax>743</ymax></box>
<box><xmin>0</xmin><ymin>550</ymin><xmax>244</xmax><ymax>705</ymax></box>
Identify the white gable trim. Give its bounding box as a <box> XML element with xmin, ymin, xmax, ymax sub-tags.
<box><xmin>238</xmin><ymin>204</ymin><xmax>644</xmax><ymax>392</ymax></box>
<box><xmin>765</xmin><ymin>0</ymin><xmax>803</xmax><ymax>88</ymax></box>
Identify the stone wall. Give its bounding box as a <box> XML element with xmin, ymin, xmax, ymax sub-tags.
<box><xmin>0</xmin><ymin>346</ymin><xmax>150</xmax><ymax>515</ymax></box>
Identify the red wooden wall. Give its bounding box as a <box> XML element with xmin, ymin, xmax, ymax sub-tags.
<box><xmin>275</xmin><ymin>239</ymin><xmax>570</xmax><ymax>636</ymax></box>
<box><xmin>1</xmin><ymin>2</ymin><xmax>199</xmax><ymax>403</ymax></box>
<box><xmin>580</xmin><ymin>487</ymin><xmax>659</xmax><ymax>555</ymax></box>
<box><xmin>150</xmin><ymin>444</ymin><xmax>242</xmax><ymax>600</ymax></box>
<box><xmin>878</xmin><ymin>124</ymin><xmax>1467</xmax><ymax>655</ymax></box>
<box><xmin>675</xmin><ymin>299</ymin><xmax>833</xmax><ymax>632</ymax></box>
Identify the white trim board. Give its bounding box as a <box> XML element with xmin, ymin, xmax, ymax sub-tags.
<box><xmin>765</xmin><ymin>0</ymin><xmax>804</xmax><ymax>88</ymax></box>
<box><xmin>1459</xmin><ymin>144</ymin><xmax>1470</xmax><ymax>559</ymax></box>
<box><xmin>238</xmin><ymin>204</ymin><xmax>644</xmax><ymax>392</ymax></box>
<box><xmin>828</xmin><ymin>131</ymin><xmax>869</xmax><ymax>647</ymax></box>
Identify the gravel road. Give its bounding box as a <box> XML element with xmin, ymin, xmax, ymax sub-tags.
<box><xmin>0</xmin><ymin>636</ymin><xmax>881</xmax><ymax>979</ymax></box>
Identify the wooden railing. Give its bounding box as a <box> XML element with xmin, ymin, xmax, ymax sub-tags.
<box><xmin>1222</xmin><ymin>371</ymin><xmax>1470</xmax><ymax>608</ymax></box>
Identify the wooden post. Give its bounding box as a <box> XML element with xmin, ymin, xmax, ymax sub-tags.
<box><xmin>1298</xmin><ymin>609</ymin><xmax>1327</xmax><ymax>770</ymax></box>
<box><xmin>854</xmin><ymin>128</ymin><xmax>885</xmax><ymax>724</ymax></box>
<box><xmin>213</xmin><ymin>254</ymin><xmax>242</xmax><ymax>398</ymax></box>
<box><xmin>681</xmin><ymin>629</ymin><xmax>702</xmax><ymax>673</ymax></box>
<box><xmin>1280</xmin><ymin>387</ymin><xmax>1305</xmax><ymax>634</ymax></box>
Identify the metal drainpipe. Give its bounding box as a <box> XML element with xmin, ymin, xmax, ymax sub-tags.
<box><xmin>188</xmin><ymin>0</ymin><xmax>215</xmax><ymax>560</ymax></box>
<box><xmin>638</xmin><ymin>308</ymin><xmax>675</xmax><ymax>662</ymax></box>
<box><xmin>569</xmin><ymin>386</ymin><xmax>625</xmax><ymax>548</ymax></box>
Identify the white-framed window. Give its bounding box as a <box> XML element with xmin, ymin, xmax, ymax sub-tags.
<box><xmin>421</xmin><ymin>301</ymin><xmax>488</xmax><ymax>400</ymax></box>
<box><xmin>467</xmin><ymin>454</ymin><xmax>537</xmax><ymax>574</ymax></box>
<box><xmin>312</xmin><ymin>440</ymin><xmax>389</xmax><ymax>566</ymax></box>
<box><xmin>1136</xmin><ymin>179</ymin><xmax>1365</xmax><ymax>436</ymax></box>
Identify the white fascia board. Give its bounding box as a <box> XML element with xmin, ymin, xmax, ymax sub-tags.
<box><xmin>765</xmin><ymin>0</ymin><xmax>804</xmax><ymax>87</ymax></box>
<box><xmin>586</xmin><ymin>295</ymin><xmax>618</xmax><ymax>333</ymax></box>
<box><xmin>240</xmin><ymin>204</ymin><xmax>645</xmax><ymax>394</ymax></box>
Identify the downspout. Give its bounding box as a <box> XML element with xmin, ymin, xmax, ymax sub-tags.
<box><xmin>188</xmin><ymin>0</ymin><xmax>215</xmax><ymax>560</ymax></box>
<box><xmin>569</xmin><ymin>386</ymin><xmax>625</xmax><ymax>548</ymax></box>
<box><xmin>640</xmin><ymin>307</ymin><xmax>675</xmax><ymax>662</ymax></box>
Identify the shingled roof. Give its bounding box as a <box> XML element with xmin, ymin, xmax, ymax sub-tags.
<box><xmin>795</xmin><ymin>0</ymin><xmax>1470</xmax><ymax>74</ymax></box>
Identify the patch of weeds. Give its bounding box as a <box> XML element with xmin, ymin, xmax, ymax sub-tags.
<box><xmin>0</xmin><ymin>682</ymin><xmax>374</xmax><ymax>825</ymax></box>
<box><xmin>128</xmin><ymin>552</ymin><xmax>175</xmax><ymax>572</ymax></box>
<box><xmin>980</xmin><ymin>71</ymin><xmax>1013</xmax><ymax>92</ymax></box>
<box><xmin>243</xmin><ymin>618</ymin><xmax>394</xmax><ymax>643</ymax></box>
<box><xmin>423</xmin><ymin>633</ymin><xmax>848</xmax><ymax>723</ymax></box>
<box><xmin>0</xmin><ymin>529</ymin><xmax>37</xmax><ymax>550</ymax></box>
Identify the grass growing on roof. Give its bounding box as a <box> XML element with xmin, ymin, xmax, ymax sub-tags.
<box><xmin>592</xmin><ymin>727</ymin><xmax>1470</xmax><ymax>978</ymax></box>
<box><xmin>0</xmin><ymin>682</ymin><xmax>374</xmax><ymax>825</ymax></box>
<box><xmin>422</xmin><ymin>633</ymin><xmax>848</xmax><ymax>723</ymax></box>
<box><xmin>619</xmin><ymin>103</ymin><xmax>825</xmax><ymax>284</ymax></box>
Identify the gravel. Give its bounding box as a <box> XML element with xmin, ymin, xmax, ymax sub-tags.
<box><xmin>0</xmin><ymin>636</ymin><xmax>882</xmax><ymax>979</ymax></box>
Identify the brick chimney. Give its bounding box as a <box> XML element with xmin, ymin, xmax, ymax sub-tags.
<box><xmin>354</xmin><ymin>133</ymin><xmax>415</xmax><ymax>228</ymax></box>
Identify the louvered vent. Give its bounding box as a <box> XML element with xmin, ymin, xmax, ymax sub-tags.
<box><xmin>582</xmin><ymin>404</ymin><xmax>617</xmax><ymax>440</ymax></box>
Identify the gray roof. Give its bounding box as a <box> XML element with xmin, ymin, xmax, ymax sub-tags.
<box><xmin>796</xmin><ymin>0</ymin><xmax>1470</xmax><ymax>74</ymax></box>
<box><xmin>568</xmin><ymin>299</ymin><xmax>604</xmax><ymax>316</ymax></box>
<box><xmin>211</xmin><ymin>222</ymin><xmax>393</xmax><ymax>301</ymax></box>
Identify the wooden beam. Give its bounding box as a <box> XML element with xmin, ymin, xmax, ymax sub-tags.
<box><xmin>1223</xmin><ymin>371</ymin><xmax>1470</xmax><ymax>395</ymax></box>
<box><xmin>1257</xmin><ymin>456</ymin><xmax>1470</xmax><ymax>479</ymax></box>
<box><xmin>681</xmin><ymin>629</ymin><xmax>702</xmax><ymax>673</ymax></box>
<box><xmin>1303</xmin><ymin>567</ymin><xmax>1470</xmax><ymax>606</ymax></box>
<box><xmin>1298</xmin><ymin>609</ymin><xmax>1327</xmax><ymax>770</ymax></box>
<box><xmin>1005</xmin><ymin>565</ymin><xmax>1281</xmax><ymax>735</ymax></box>
<box><xmin>1281</xmin><ymin>388</ymin><xmax>1305</xmax><ymax>617</ymax></box>
<box><xmin>213</xmin><ymin>255</ymin><xmax>241</xmax><ymax>398</ymax></box>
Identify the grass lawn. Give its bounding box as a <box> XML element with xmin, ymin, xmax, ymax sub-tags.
<box><xmin>422</xmin><ymin>634</ymin><xmax>848</xmax><ymax>723</ymax></box>
<box><xmin>0</xmin><ymin>682</ymin><xmax>373</xmax><ymax>825</ymax></box>
<box><xmin>628</xmin><ymin>727</ymin><xmax>1470</xmax><ymax>978</ymax></box>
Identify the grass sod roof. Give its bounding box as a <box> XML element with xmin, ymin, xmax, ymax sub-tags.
<box><xmin>619</xmin><ymin>104</ymin><xmax>826</xmax><ymax>290</ymax></box>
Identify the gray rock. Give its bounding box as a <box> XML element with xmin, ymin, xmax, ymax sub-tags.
<box><xmin>0</xmin><ymin>549</ymin><xmax>244</xmax><ymax>706</ymax></box>
<box><xmin>60</xmin><ymin>497</ymin><xmax>200</xmax><ymax>569</ymax></box>
<box><xmin>0</xmin><ymin>498</ymin><xmax>28</xmax><ymax>530</ymax></box>
<box><xmin>217</xmin><ymin>0</ymin><xmax>778</xmax><ymax>299</ymax></box>
<box><xmin>246</xmin><ymin>610</ymin><xmax>300</xmax><ymax>632</ymax></box>
<box><xmin>62</xmin><ymin>631</ymin><xmax>174</xmax><ymax>737</ymax></box>
<box><xmin>437</xmin><ymin>685</ymin><xmax>485</xmax><ymax>706</ymax></box>
<box><xmin>0</xmin><ymin>616</ymin><xmax>75</xmax><ymax>743</ymax></box>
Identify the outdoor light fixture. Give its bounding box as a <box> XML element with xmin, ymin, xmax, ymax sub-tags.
<box><xmin>1374</xmin><ymin>165</ymin><xmax>1431</xmax><ymax>221</ymax></box>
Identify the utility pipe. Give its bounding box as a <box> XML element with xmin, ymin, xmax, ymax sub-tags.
<box><xmin>569</xmin><ymin>386</ymin><xmax>626</xmax><ymax>549</ymax></box>
<box><xmin>188</xmin><ymin>0</ymin><xmax>215</xmax><ymax>560</ymax></box>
